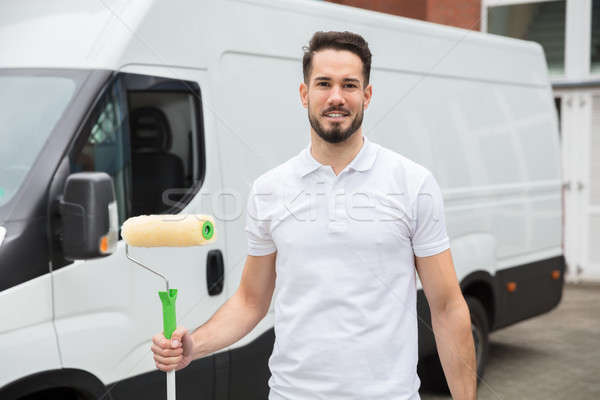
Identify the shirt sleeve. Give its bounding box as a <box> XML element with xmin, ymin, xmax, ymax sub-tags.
<box><xmin>245</xmin><ymin>181</ymin><xmax>277</xmax><ymax>256</ymax></box>
<box><xmin>411</xmin><ymin>172</ymin><xmax>450</xmax><ymax>257</ymax></box>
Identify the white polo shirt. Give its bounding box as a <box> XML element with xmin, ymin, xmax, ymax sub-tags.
<box><xmin>245</xmin><ymin>135</ymin><xmax>450</xmax><ymax>400</ymax></box>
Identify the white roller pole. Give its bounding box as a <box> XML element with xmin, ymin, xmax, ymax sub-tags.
<box><xmin>167</xmin><ymin>370</ymin><xmax>176</xmax><ymax>399</ymax></box>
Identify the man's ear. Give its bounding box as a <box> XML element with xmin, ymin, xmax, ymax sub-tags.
<box><xmin>363</xmin><ymin>84</ymin><xmax>373</xmax><ymax>110</ymax></box>
<box><xmin>299</xmin><ymin>82</ymin><xmax>308</xmax><ymax>109</ymax></box>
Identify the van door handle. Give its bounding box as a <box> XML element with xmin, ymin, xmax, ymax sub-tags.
<box><xmin>206</xmin><ymin>249</ymin><xmax>224</xmax><ymax>296</ymax></box>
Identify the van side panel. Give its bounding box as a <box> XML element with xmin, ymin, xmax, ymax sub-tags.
<box><xmin>371</xmin><ymin>75</ymin><xmax>561</xmax><ymax>263</ymax></box>
<box><xmin>217</xmin><ymin>51</ymin><xmax>306</xmax><ymax>349</ymax></box>
<box><xmin>0</xmin><ymin>275</ymin><xmax>60</xmax><ymax>387</ymax></box>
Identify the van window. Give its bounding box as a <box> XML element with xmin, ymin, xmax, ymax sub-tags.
<box><xmin>0</xmin><ymin>72</ymin><xmax>77</xmax><ymax>207</ymax></box>
<box><xmin>71</xmin><ymin>73</ymin><xmax>205</xmax><ymax>226</ymax></box>
<box><xmin>73</xmin><ymin>80</ymin><xmax>132</xmax><ymax>225</ymax></box>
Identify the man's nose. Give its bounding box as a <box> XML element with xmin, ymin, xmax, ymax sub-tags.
<box><xmin>327</xmin><ymin>85</ymin><xmax>345</xmax><ymax>106</ymax></box>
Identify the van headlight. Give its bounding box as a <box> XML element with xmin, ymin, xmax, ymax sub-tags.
<box><xmin>0</xmin><ymin>226</ymin><xmax>5</xmax><ymax>247</ymax></box>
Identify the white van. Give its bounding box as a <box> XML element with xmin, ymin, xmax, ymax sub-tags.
<box><xmin>0</xmin><ymin>0</ymin><xmax>564</xmax><ymax>398</ymax></box>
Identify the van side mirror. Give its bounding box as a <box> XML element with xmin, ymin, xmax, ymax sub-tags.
<box><xmin>59</xmin><ymin>172</ymin><xmax>119</xmax><ymax>260</ymax></box>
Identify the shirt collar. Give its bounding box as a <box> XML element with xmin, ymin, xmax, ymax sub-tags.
<box><xmin>298</xmin><ymin>135</ymin><xmax>378</xmax><ymax>178</ymax></box>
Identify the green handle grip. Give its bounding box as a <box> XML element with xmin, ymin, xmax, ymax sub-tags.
<box><xmin>158</xmin><ymin>289</ymin><xmax>178</xmax><ymax>339</ymax></box>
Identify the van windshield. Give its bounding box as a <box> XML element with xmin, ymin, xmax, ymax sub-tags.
<box><xmin>0</xmin><ymin>71</ymin><xmax>78</xmax><ymax>207</ymax></box>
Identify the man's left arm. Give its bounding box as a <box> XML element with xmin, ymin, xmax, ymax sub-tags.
<box><xmin>415</xmin><ymin>248</ymin><xmax>477</xmax><ymax>400</ymax></box>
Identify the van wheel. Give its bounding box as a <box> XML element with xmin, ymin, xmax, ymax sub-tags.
<box><xmin>466</xmin><ymin>295</ymin><xmax>490</xmax><ymax>382</ymax></box>
<box><xmin>418</xmin><ymin>296</ymin><xmax>489</xmax><ymax>393</ymax></box>
<box><xmin>19</xmin><ymin>387</ymin><xmax>91</xmax><ymax>400</ymax></box>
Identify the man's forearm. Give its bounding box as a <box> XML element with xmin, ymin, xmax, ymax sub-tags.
<box><xmin>189</xmin><ymin>290</ymin><xmax>267</xmax><ymax>360</ymax></box>
<box><xmin>431</xmin><ymin>299</ymin><xmax>477</xmax><ymax>400</ymax></box>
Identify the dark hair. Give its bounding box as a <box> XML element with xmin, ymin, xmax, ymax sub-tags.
<box><xmin>302</xmin><ymin>31</ymin><xmax>372</xmax><ymax>86</ymax></box>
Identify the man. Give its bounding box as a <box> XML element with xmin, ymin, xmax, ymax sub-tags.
<box><xmin>151</xmin><ymin>31</ymin><xmax>477</xmax><ymax>399</ymax></box>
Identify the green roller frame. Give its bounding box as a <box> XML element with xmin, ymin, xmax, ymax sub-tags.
<box><xmin>158</xmin><ymin>289</ymin><xmax>178</xmax><ymax>339</ymax></box>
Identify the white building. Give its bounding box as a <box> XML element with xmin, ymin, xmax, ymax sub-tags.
<box><xmin>483</xmin><ymin>0</ymin><xmax>600</xmax><ymax>283</ymax></box>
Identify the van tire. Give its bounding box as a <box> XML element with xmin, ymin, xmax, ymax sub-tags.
<box><xmin>18</xmin><ymin>387</ymin><xmax>91</xmax><ymax>400</ymax></box>
<box><xmin>418</xmin><ymin>296</ymin><xmax>489</xmax><ymax>394</ymax></box>
<box><xmin>466</xmin><ymin>295</ymin><xmax>490</xmax><ymax>382</ymax></box>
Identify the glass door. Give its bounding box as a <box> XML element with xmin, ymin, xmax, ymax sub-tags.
<box><xmin>561</xmin><ymin>91</ymin><xmax>600</xmax><ymax>282</ymax></box>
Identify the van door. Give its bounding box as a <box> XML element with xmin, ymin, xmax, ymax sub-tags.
<box><xmin>51</xmin><ymin>70</ymin><xmax>225</xmax><ymax>399</ymax></box>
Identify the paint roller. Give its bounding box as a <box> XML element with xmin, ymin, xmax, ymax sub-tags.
<box><xmin>121</xmin><ymin>214</ymin><xmax>216</xmax><ymax>400</ymax></box>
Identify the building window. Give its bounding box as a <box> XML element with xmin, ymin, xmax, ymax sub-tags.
<box><xmin>592</xmin><ymin>0</ymin><xmax>600</xmax><ymax>73</ymax></box>
<box><xmin>554</xmin><ymin>96</ymin><xmax>562</xmax><ymax>140</ymax></box>
<box><xmin>487</xmin><ymin>0</ymin><xmax>566</xmax><ymax>76</ymax></box>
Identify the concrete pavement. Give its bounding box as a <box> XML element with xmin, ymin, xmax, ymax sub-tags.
<box><xmin>420</xmin><ymin>283</ymin><xmax>600</xmax><ymax>400</ymax></box>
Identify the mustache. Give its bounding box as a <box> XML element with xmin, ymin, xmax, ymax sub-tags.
<box><xmin>321</xmin><ymin>107</ymin><xmax>351</xmax><ymax>115</ymax></box>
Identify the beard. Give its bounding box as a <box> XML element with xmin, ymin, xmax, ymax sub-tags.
<box><xmin>308</xmin><ymin>102</ymin><xmax>364</xmax><ymax>144</ymax></box>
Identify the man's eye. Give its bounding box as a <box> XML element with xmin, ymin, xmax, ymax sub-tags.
<box><xmin>344</xmin><ymin>84</ymin><xmax>357</xmax><ymax>88</ymax></box>
<box><xmin>317</xmin><ymin>82</ymin><xmax>329</xmax><ymax>86</ymax></box>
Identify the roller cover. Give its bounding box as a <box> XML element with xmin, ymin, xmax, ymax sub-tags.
<box><xmin>121</xmin><ymin>214</ymin><xmax>216</xmax><ymax>247</ymax></box>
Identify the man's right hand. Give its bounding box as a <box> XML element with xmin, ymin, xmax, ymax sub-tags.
<box><xmin>151</xmin><ymin>326</ymin><xmax>194</xmax><ymax>372</ymax></box>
